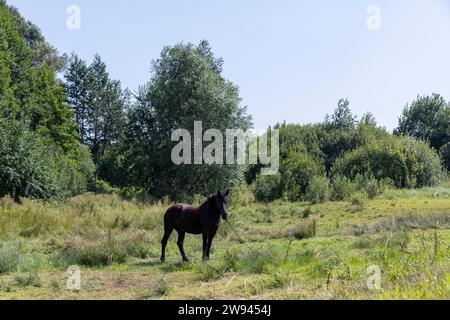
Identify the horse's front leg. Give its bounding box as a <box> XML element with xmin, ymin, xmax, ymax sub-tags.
<box><xmin>202</xmin><ymin>233</ymin><xmax>209</xmax><ymax>261</ymax></box>
<box><xmin>206</xmin><ymin>231</ymin><xmax>216</xmax><ymax>260</ymax></box>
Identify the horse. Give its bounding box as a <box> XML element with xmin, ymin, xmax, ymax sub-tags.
<box><xmin>160</xmin><ymin>190</ymin><xmax>229</xmax><ymax>263</ymax></box>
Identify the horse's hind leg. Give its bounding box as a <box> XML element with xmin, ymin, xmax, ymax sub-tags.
<box><xmin>176</xmin><ymin>230</ymin><xmax>189</xmax><ymax>262</ymax></box>
<box><xmin>160</xmin><ymin>228</ymin><xmax>173</xmax><ymax>263</ymax></box>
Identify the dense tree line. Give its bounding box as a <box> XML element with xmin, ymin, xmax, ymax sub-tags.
<box><xmin>0</xmin><ymin>1</ymin><xmax>94</xmax><ymax>201</ymax></box>
<box><xmin>251</xmin><ymin>100</ymin><xmax>446</xmax><ymax>203</ymax></box>
<box><xmin>0</xmin><ymin>2</ymin><xmax>448</xmax><ymax>202</ymax></box>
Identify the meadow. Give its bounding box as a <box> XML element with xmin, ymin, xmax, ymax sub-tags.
<box><xmin>0</xmin><ymin>183</ymin><xmax>448</xmax><ymax>300</ymax></box>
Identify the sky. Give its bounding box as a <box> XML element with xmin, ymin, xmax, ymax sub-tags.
<box><xmin>6</xmin><ymin>0</ymin><xmax>450</xmax><ymax>131</ymax></box>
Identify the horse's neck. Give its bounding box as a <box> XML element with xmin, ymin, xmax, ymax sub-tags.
<box><xmin>199</xmin><ymin>199</ymin><xmax>211</xmax><ymax>211</ymax></box>
<box><xmin>200</xmin><ymin>199</ymin><xmax>217</xmax><ymax>217</ymax></box>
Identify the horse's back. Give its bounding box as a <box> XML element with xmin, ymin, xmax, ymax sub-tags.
<box><xmin>164</xmin><ymin>203</ymin><xmax>202</xmax><ymax>234</ymax></box>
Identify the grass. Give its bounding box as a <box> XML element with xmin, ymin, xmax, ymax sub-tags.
<box><xmin>0</xmin><ymin>186</ymin><xmax>448</xmax><ymax>300</ymax></box>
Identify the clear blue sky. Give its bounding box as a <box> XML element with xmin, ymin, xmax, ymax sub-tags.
<box><xmin>7</xmin><ymin>0</ymin><xmax>450</xmax><ymax>131</ymax></box>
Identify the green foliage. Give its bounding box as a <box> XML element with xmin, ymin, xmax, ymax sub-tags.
<box><xmin>330</xmin><ymin>176</ymin><xmax>355</xmax><ymax>201</ymax></box>
<box><xmin>64</xmin><ymin>54</ymin><xmax>127</xmax><ymax>164</ymax></box>
<box><xmin>123</xmin><ymin>41</ymin><xmax>252</xmax><ymax>198</ymax></box>
<box><xmin>0</xmin><ymin>120</ymin><xmax>95</xmax><ymax>200</ymax></box>
<box><xmin>281</xmin><ymin>152</ymin><xmax>324</xmax><ymax>202</ymax></box>
<box><xmin>5</xmin><ymin>2</ymin><xmax>66</xmax><ymax>72</ymax></box>
<box><xmin>294</xmin><ymin>219</ymin><xmax>316</xmax><ymax>239</ymax></box>
<box><xmin>365</xmin><ymin>178</ymin><xmax>381</xmax><ymax>199</ymax></box>
<box><xmin>306</xmin><ymin>175</ymin><xmax>330</xmax><ymax>204</ymax></box>
<box><xmin>395</xmin><ymin>94</ymin><xmax>450</xmax><ymax>154</ymax></box>
<box><xmin>15</xmin><ymin>272</ymin><xmax>41</xmax><ymax>287</ymax></box>
<box><xmin>251</xmin><ymin>174</ymin><xmax>282</xmax><ymax>202</ymax></box>
<box><xmin>0</xmin><ymin>3</ymin><xmax>93</xmax><ymax>200</ymax></box>
<box><xmin>0</xmin><ymin>242</ymin><xmax>20</xmax><ymax>274</ymax></box>
<box><xmin>333</xmin><ymin>137</ymin><xmax>443</xmax><ymax>189</ymax></box>
<box><xmin>325</xmin><ymin>98</ymin><xmax>356</xmax><ymax>130</ymax></box>
<box><xmin>359</xmin><ymin>112</ymin><xmax>377</xmax><ymax>126</ymax></box>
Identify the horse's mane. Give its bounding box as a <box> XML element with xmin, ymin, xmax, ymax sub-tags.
<box><xmin>201</xmin><ymin>194</ymin><xmax>218</xmax><ymax>209</ymax></box>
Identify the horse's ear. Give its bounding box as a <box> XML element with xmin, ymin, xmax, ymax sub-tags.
<box><xmin>225</xmin><ymin>190</ymin><xmax>230</xmax><ymax>196</ymax></box>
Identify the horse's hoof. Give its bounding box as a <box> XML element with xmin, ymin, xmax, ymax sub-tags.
<box><xmin>202</xmin><ymin>257</ymin><xmax>210</xmax><ymax>262</ymax></box>
<box><xmin>160</xmin><ymin>257</ymin><xmax>165</xmax><ymax>263</ymax></box>
<box><xmin>182</xmin><ymin>258</ymin><xmax>190</xmax><ymax>263</ymax></box>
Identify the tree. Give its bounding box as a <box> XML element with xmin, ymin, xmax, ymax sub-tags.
<box><xmin>0</xmin><ymin>2</ymin><xmax>94</xmax><ymax>200</ymax></box>
<box><xmin>4</xmin><ymin>1</ymin><xmax>66</xmax><ymax>72</ymax></box>
<box><xmin>326</xmin><ymin>98</ymin><xmax>356</xmax><ymax>130</ymax></box>
<box><xmin>360</xmin><ymin>112</ymin><xmax>377</xmax><ymax>127</ymax></box>
<box><xmin>64</xmin><ymin>54</ymin><xmax>126</xmax><ymax>164</ymax></box>
<box><xmin>395</xmin><ymin>94</ymin><xmax>450</xmax><ymax>154</ymax></box>
<box><xmin>124</xmin><ymin>40</ymin><xmax>252</xmax><ymax>198</ymax></box>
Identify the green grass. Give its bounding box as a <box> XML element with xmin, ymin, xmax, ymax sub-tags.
<box><xmin>0</xmin><ymin>186</ymin><xmax>448</xmax><ymax>300</ymax></box>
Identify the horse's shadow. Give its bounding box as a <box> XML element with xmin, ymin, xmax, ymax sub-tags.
<box><xmin>131</xmin><ymin>259</ymin><xmax>194</xmax><ymax>273</ymax></box>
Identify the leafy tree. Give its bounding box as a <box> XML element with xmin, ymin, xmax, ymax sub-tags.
<box><xmin>3</xmin><ymin>1</ymin><xmax>66</xmax><ymax>72</ymax></box>
<box><xmin>64</xmin><ymin>54</ymin><xmax>127</xmax><ymax>164</ymax></box>
<box><xmin>360</xmin><ymin>112</ymin><xmax>377</xmax><ymax>127</ymax></box>
<box><xmin>395</xmin><ymin>94</ymin><xmax>450</xmax><ymax>156</ymax></box>
<box><xmin>124</xmin><ymin>40</ymin><xmax>252</xmax><ymax>198</ymax></box>
<box><xmin>325</xmin><ymin>98</ymin><xmax>356</xmax><ymax>130</ymax></box>
<box><xmin>0</xmin><ymin>2</ymin><xmax>94</xmax><ymax>200</ymax></box>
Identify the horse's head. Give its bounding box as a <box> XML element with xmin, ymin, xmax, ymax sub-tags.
<box><xmin>215</xmin><ymin>190</ymin><xmax>230</xmax><ymax>221</ymax></box>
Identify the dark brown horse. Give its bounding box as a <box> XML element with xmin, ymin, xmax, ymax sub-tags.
<box><xmin>160</xmin><ymin>190</ymin><xmax>229</xmax><ymax>262</ymax></box>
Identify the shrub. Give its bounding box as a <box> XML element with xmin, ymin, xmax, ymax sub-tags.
<box><xmin>349</xmin><ymin>195</ymin><xmax>366</xmax><ymax>212</ymax></box>
<box><xmin>294</xmin><ymin>219</ymin><xmax>316</xmax><ymax>240</ymax></box>
<box><xmin>330</xmin><ymin>176</ymin><xmax>355</xmax><ymax>201</ymax></box>
<box><xmin>306</xmin><ymin>175</ymin><xmax>330</xmax><ymax>204</ymax></box>
<box><xmin>0</xmin><ymin>119</ymin><xmax>95</xmax><ymax>200</ymax></box>
<box><xmin>0</xmin><ymin>242</ymin><xmax>21</xmax><ymax>274</ymax></box>
<box><xmin>332</xmin><ymin>137</ymin><xmax>443</xmax><ymax>188</ymax></box>
<box><xmin>251</xmin><ymin>174</ymin><xmax>282</xmax><ymax>202</ymax></box>
<box><xmin>365</xmin><ymin>178</ymin><xmax>381</xmax><ymax>199</ymax></box>
<box><xmin>301</xmin><ymin>207</ymin><xmax>313</xmax><ymax>219</ymax></box>
<box><xmin>281</xmin><ymin>152</ymin><xmax>324</xmax><ymax>202</ymax></box>
<box><xmin>151</xmin><ymin>277</ymin><xmax>172</xmax><ymax>296</ymax></box>
<box><xmin>15</xmin><ymin>272</ymin><xmax>41</xmax><ymax>287</ymax></box>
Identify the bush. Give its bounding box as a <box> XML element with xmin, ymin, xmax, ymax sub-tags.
<box><xmin>332</xmin><ymin>137</ymin><xmax>443</xmax><ymax>189</ymax></box>
<box><xmin>251</xmin><ymin>174</ymin><xmax>282</xmax><ymax>202</ymax></box>
<box><xmin>294</xmin><ymin>219</ymin><xmax>317</xmax><ymax>240</ymax></box>
<box><xmin>349</xmin><ymin>195</ymin><xmax>366</xmax><ymax>212</ymax></box>
<box><xmin>15</xmin><ymin>272</ymin><xmax>41</xmax><ymax>287</ymax></box>
<box><xmin>306</xmin><ymin>175</ymin><xmax>330</xmax><ymax>204</ymax></box>
<box><xmin>365</xmin><ymin>178</ymin><xmax>381</xmax><ymax>199</ymax></box>
<box><xmin>281</xmin><ymin>152</ymin><xmax>324</xmax><ymax>202</ymax></box>
<box><xmin>330</xmin><ymin>176</ymin><xmax>355</xmax><ymax>201</ymax></box>
<box><xmin>0</xmin><ymin>119</ymin><xmax>95</xmax><ymax>200</ymax></box>
<box><xmin>0</xmin><ymin>242</ymin><xmax>20</xmax><ymax>274</ymax></box>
